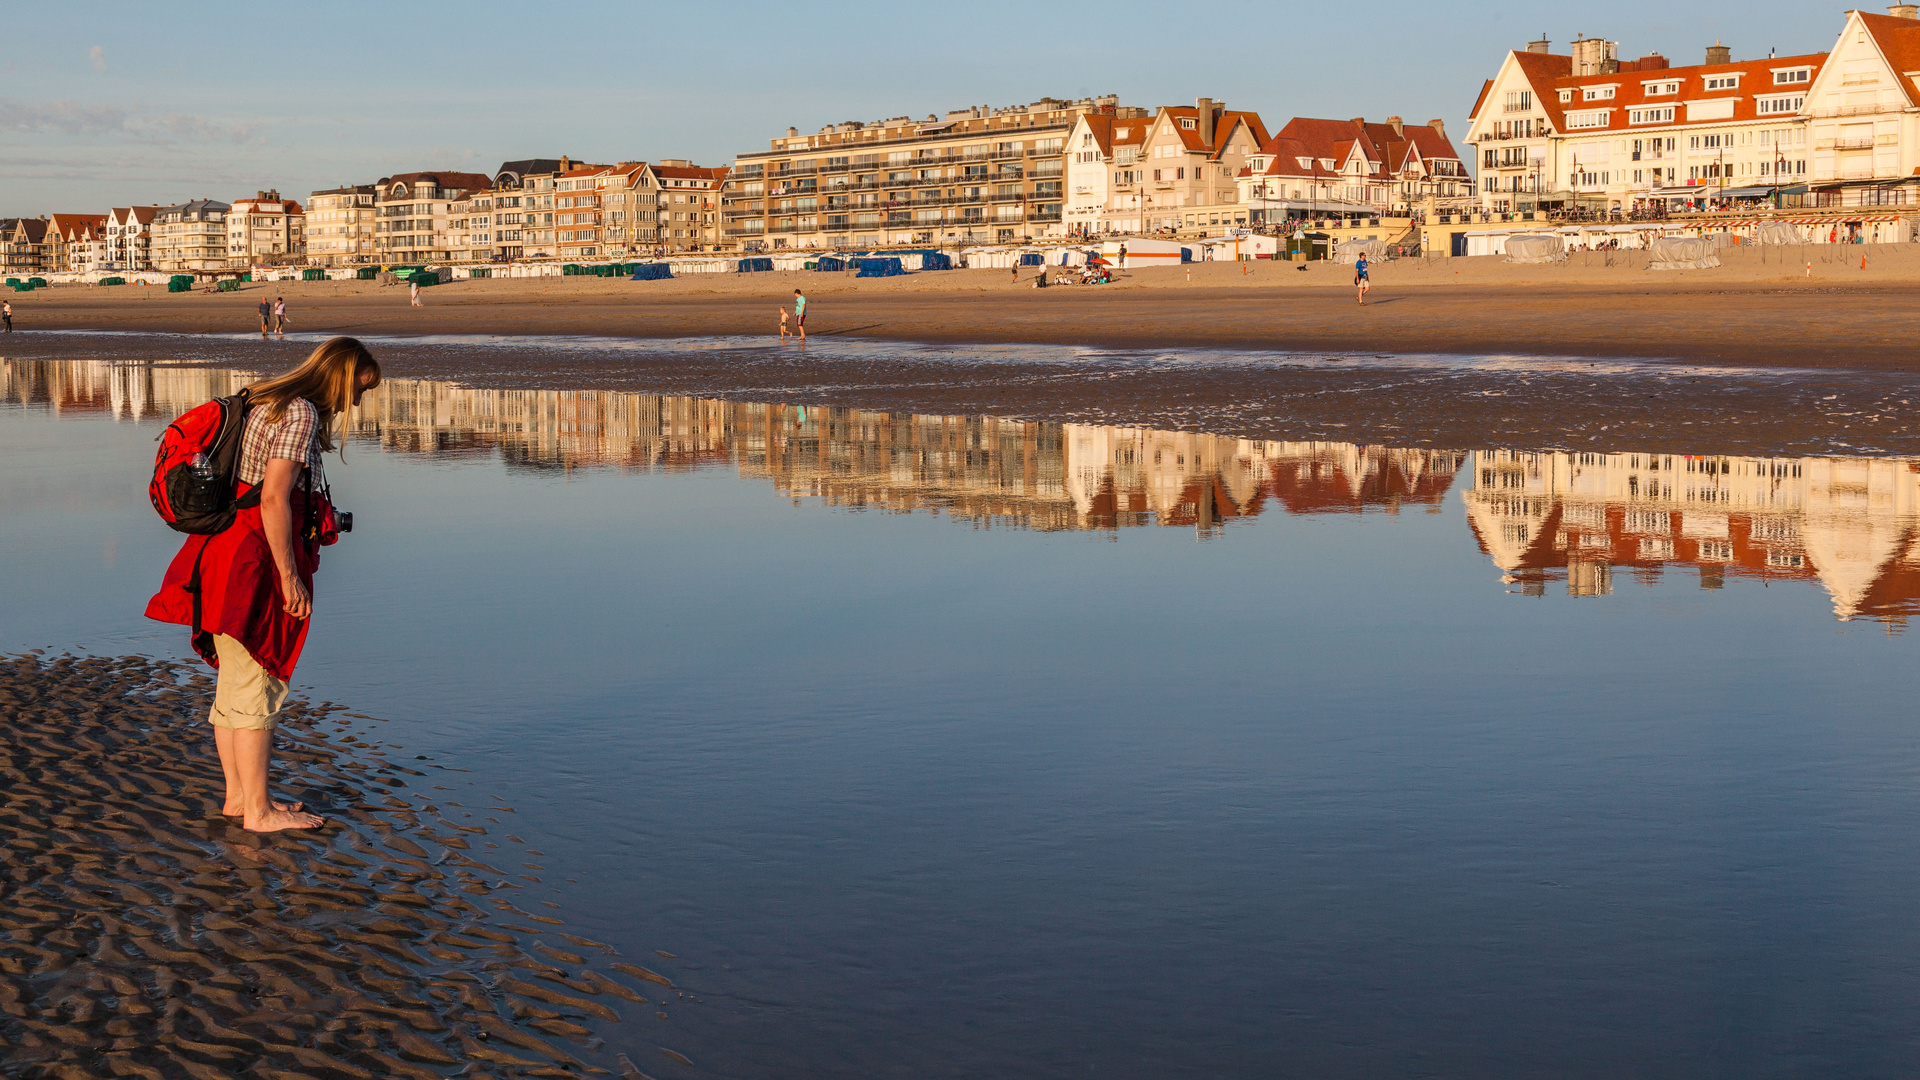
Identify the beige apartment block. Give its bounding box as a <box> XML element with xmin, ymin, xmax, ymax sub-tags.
<box><xmin>653</xmin><ymin>161</ymin><xmax>727</xmax><ymax>252</ymax></box>
<box><xmin>151</xmin><ymin>200</ymin><xmax>229</xmax><ymax>272</ymax></box>
<box><xmin>599</xmin><ymin>163</ymin><xmax>655</xmax><ymax>254</ymax></box>
<box><xmin>723</xmin><ymin>96</ymin><xmax>1120</xmax><ymax>252</ymax></box>
<box><xmin>553</xmin><ymin>165</ymin><xmax>614</xmax><ymax>261</ymax></box>
<box><xmin>306</xmin><ymin>185</ymin><xmax>377</xmax><ymax>266</ymax></box>
<box><xmin>373</xmin><ymin>171</ymin><xmax>492</xmax><ymax>264</ymax></box>
<box><xmin>1123</xmin><ymin>100</ymin><xmax>1269</xmax><ymax>236</ymax></box>
<box><xmin>489</xmin><ymin>159</ymin><xmax>564</xmax><ymax>260</ymax></box>
<box><xmin>45</xmin><ymin>214</ymin><xmax>107</xmax><ymax>273</ymax></box>
<box><xmin>225</xmin><ymin>191</ymin><xmax>304</xmax><ymax>269</ymax></box>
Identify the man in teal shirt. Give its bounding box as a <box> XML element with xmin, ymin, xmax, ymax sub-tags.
<box><xmin>793</xmin><ymin>289</ymin><xmax>807</xmax><ymax>341</ymax></box>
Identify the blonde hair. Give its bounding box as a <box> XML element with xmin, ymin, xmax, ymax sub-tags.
<box><xmin>248</xmin><ymin>336</ymin><xmax>380</xmax><ymax>454</ymax></box>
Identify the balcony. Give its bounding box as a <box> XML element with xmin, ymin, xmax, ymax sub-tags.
<box><xmin>1816</xmin><ymin>137</ymin><xmax>1880</xmax><ymax>151</ymax></box>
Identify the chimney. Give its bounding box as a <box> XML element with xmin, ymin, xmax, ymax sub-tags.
<box><xmin>1196</xmin><ymin>97</ymin><xmax>1216</xmax><ymax>145</ymax></box>
<box><xmin>559</xmin><ymin>155</ymin><xmax>571</xmax><ymax>171</ymax></box>
<box><xmin>1387</xmin><ymin>116</ymin><xmax>1404</xmax><ymax>137</ymax></box>
<box><xmin>1892</xmin><ymin>3</ymin><xmax>1919</xmax><ymax>17</ymax></box>
<box><xmin>1705</xmin><ymin>40</ymin><xmax>1731</xmax><ymax>65</ymax></box>
<box><xmin>1570</xmin><ymin>36</ymin><xmax>1619</xmax><ymax>76</ymax></box>
<box><xmin>1526</xmin><ymin>35</ymin><xmax>1551</xmax><ymax>54</ymax></box>
<box><xmin>786</xmin><ymin>126</ymin><xmax>798</xmax><ymax>138</ymax></box>
<box><xmin>1427</xmin><ymin>118</ymin><xmax>1447</xmax><ymax>140</ymax></box>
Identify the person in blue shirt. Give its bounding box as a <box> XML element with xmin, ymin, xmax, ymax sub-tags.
<box><xmin>1354</xmin><ymin>253</ymin><xmax>1371</xmax><ymax>306</ymax></box>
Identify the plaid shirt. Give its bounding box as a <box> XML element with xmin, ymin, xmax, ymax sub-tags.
<box><xmin>238</xmin><ymin>396</ymin><xmax>321</xmax><ymax>490</ymax></box>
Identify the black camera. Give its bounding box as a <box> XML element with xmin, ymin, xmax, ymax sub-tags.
<box><xmin>336</xmin><ymin>511</ymin><xmax>353</xmax><ymax>534</ymax></box>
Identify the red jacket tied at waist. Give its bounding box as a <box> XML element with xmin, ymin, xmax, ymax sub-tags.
<box><xmin>146</xmin><ymin>484</ymin><xmax>333</xmax><ymax>681</ymax></box>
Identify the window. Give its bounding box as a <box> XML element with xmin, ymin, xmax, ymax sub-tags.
<box><xmin>1644</xmin><ymin>80</ymin><xmax>1679</xmax><ymax>96</ymax></box>
<box><xmin>1703</xmin><ymin>75</ymin><xmax>1739</xmax><ymax>91</ymax></box>
<box><xmin>1628</xmin><ymin>107</ymin><xmax>1675</xmax><ymax>125</ymax></box>
<box><xmin>1179</xmin><ymin>118</ymin><xmax>1196</xmax><ymax>129</ymax></box>
<box><xmin>1583</xmin><ymin>86</ymin><xmax>1616</xmax><ymax>101</ymax></box>
<box><xmin>1758</xmin><ymin>95</ymin><xmax>1805</xmax><ymax>115</ymax></box>
<box><xmin>1504</xmin><ymin>90</ymin><xmax>1533</xmax><ymax>113</ymax></box>
<box><xmin>1567</xmin><ymin>110</ymin><xmax>1610</xmax><ymax>129</ymax></box>
<box><xmin>1774</xmin><ymin>68</ymin><xmax>1811</xmax><ymax>85</ymax></box>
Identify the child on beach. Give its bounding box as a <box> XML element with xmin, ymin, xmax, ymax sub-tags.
<box><xmin>780</xmin><ymin>306</ymin><xmax>791</xmax><ymax>340</ymax></box>
<box><xmin>409</xmin><ymin>281</ymin><xmax>422</xmax><ymax>307</ymax></box>
<box><xmin>2</xmin><ymin>300</ymin><xmax>11</xmax><ymax>332</ymax></box>
<box><xmin>1354</xmin><ymin>253</ymin><xmax>1371</xmax><ymax>305</ymax></box>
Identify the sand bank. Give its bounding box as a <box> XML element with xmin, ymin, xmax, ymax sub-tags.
<box><xmin>0</xmin><ymin>652</ymin><xmax>676</xmax><ymax>1079</ymax></box>
<box><xmin>6</xmin><ymin>244</ymin><xmax>1920</xmax><ymax>368</ymax></box>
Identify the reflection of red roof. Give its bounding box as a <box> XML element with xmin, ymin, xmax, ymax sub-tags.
<box><xmin>1263</xmin><ymin>451</ymin><xmax>1463</xmax><ymax>514</ymax></box>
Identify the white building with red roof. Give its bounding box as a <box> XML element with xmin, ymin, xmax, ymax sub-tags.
<box><xmin>1238</xmin><ymin>116</ymin><xmax>1469</xmax><ymax>224</ymax></box>
<box><xmin>1804</xmin><ymin>7</ymin><xmax>1920</xmax><ymax>187</ymax></box>
<box><xmin>1062</xmin><ymin>110</ymin><xmax>1152</xmax><ymax>237</ymax></box>
<box><xmin>1467</xmin><ymin>28</ymin><xmax>1834</xmax><ymax>213</ymax></box>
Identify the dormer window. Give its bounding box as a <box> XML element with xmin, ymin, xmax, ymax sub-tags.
<box><xmin>1583</xmin><ymin>86</ymin><xmax>1616</xmax><ymax>101</ymax></box>
<box><xmin>1560</xmin><ymin>89</ymin><xmax>1573</xmax><ymax>103</ymax></box>
<box><xmin>1297</xmin><ymin>156</ymin><xmax>1313</xmax><ymax>169</ymax></box>
<box><xmin>1179</xmin><ymin>118</ymin><xmax>1197</xmax><ymax>129</ymax></box>
<box><xmin>1773</xmin><ymin>67</ymin><xmax>1811</xmax><ymax>85</ymax></box>
<box><xmin>1703</xmin><ymin>74</ymin><xmax>1740</xmax><ymax>91</ymax></box>
<box><xmin>1644</xmin><ymin>80</ymin><xmax>1679</xmax><ymax>95</ymax></box>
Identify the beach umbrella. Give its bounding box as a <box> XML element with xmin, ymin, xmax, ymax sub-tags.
<box><xmin>1086</xmin><ymin>255</ymin><xmax>1110</xmax><ymax>266</ymax></box>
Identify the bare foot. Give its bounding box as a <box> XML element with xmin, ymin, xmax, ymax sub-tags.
<box><xmin>223</xmin><ymin>797</ymin><xmax>303</xmax><ymax>816</ymax></box>
<box><xmin>244</xmin><ymin>806</ymin><xmax>325</xmax><ymax>833</ymax></box>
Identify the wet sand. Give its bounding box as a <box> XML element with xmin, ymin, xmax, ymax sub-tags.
<box><xmin>8</xmin><ymin>244</ymin><xmax>1920</xmax><ymax>368</ymax></box>
<box><xmin>0</xmin><ymin>652</ymin><xmax>677</xmax><ymax>1079</ymax></box>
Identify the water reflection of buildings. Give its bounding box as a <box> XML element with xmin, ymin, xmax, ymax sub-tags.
<box><xmin>0</xmin><ymin>357</ymin><xmax>251</xmax><ymax>421</ymax></box>
<box><xmin>1467</xmin><ymin>450</ymin><xmax>1920</xmax><ymax>624</ymax></box>
<box><xmin>361</xmin><ymin>378</ymin><xmax>1464</xmax><ymax>534</ymax></box>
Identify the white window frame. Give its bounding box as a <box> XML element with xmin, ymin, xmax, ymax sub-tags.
<box><xmin>1628</xmin><ymin>107</ymin><xmax>1675</xmax><ymax>125</ymax></box>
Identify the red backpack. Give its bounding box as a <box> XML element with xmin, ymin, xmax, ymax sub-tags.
<box><xmin>150</xmin><ymin>389</ymin><xmax>259</xmax><ymax>534</ymax></box>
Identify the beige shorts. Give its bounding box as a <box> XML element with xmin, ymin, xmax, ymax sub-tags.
<box><xmin>209</xmin><ymin>633</ymin><xmax>287</xmax><ymax>731</ymax></box>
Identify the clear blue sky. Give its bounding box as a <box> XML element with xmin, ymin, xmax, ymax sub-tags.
<box><xmin>0</xmin><ymin>1</ymin><xmax>1846</xmax><ymax>216</ymax></box>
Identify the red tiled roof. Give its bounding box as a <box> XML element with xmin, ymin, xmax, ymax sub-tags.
<box><xmin>652</xmin><ymin>165</ymin><xmax>728</xmax><ymax>183</ymax></box>
<box><xmin>1491</xmin><ymin>48</ymin><xmax>1827</xmax><ymax>136</ymax></box>
<box><xmin>1157</xmin><ymin>106</ymin><xmax>1270</xmax><ymax>159</ymax></box>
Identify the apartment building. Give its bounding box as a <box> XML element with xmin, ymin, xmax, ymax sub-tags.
<box><xmin>306</xmin><ymin>185</ymin><xmax>377</xmax><ymax>265</ymax></box>
<box><xmin>552</xmin><ymin>164</ymin><xmax>611</xmax><ymax>260</ymax></box>
<box><xmin>1</xmin><ymin>218</ymin><xmax>50</xmax><ymax>275</ymax></box>
<box><xmin>1239</xmin><ymin>116</ymin><xmax>1470</xmax><ymax>223</ymax></box>
<box><xmin>46</xmin><ymin>214</ymin><xmax>108</xmax><ymax>272</ymax></box>
<box><xmin>653</xmin><ymin>161</ymin><xmax>727</xmax><ymax>252</ymax></box>
<box><xmin>598</xmin><ymin>162</ymin><xmax>655</xmax><ymax>254</ymax></box>
<box><xmin>103</xmin><ymin>207</ymin><xmax>159</xmax><ymax>272</ymax></box>
<box><xmin>373</xmin><ymin>171</ymin><xmax>492</xmax><ymax>264</ymax></box>
<box><xmin>151</xmin><ymin>200</ymin><xmax>230</xmax><ymax>271</ymax></box>
<box><xmin>723</xmin><ymin>96</ymin><xmax>1120</xmax><ymax>252</ymax></box>
<box><xmin>225</xmin><ymin>191</ymin><xmax>304</xmax><ymax>268</ymax></box>
<box><xmin>1803</xmin><ymin>7</ymin><xmax>1920</xmax><ymax>187</ymax></box>
<box><xmin>490</xmin><ymin>159</ymin><xmax>564</xmax><ymax>260</ymax></box>
<box><xmin>1467</xmin><ymin>30</ymin><xmax>1830</xmax><ymax>212</ymax></box>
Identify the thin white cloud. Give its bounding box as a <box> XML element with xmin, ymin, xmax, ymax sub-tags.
<box><xmin>0</xmin><ymin>98</ymin><xmax>255</xmax><ymax>144</ymax></box>
<box><xmin>89</xmin><ymin>46</ymin><xmax>106</xmax><ymax>73</ymax></box>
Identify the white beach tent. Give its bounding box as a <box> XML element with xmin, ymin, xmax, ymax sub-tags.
<box><xmin>1647</xmin><ymin>236</ymin><xmax>1721</xmax><ymax>270</ymax></box>
<box><xmin>1333</xmin><ymin>238</ymin><xmax>1388</xmax><ymax>266</ymax></box>
<box><xmin>1754</xmin><ymin>221</ymin><xmax>1804</xmax><ymax>245</ymax></box>
<box><xmin>1503</xmin><ymin>234</ymin><xmax>1568</xmax><ymax>264</ymax></box>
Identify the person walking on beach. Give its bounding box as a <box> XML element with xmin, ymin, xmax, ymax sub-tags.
<box><xmin>409</xmin><ymin>280</ymin><xmax>422</xmax><ymax>307</ymax></box>
<box><xmin>779</xmin><ymin>306</ymin><xmax>792</xmax><ymax>340</ymax></box>
<box><xmin>1354</xmin><ymin>252</ymin><xmax>1371</xmax><ymax>306</ymax></box>
<box><xmin>793</xmin><ymin>288</ymin><xmax>807</xmax><ymax>341</ymax></box>
<box><xmin>2</xmin><ymin>300</ymin><xmax>11</xmax><ymax>333</ymax></box>
<box><xmin>272</xmin><ymin>296</ymin><xmax>287</xmax><ymax>340</ymax></box>
<box><xmin>257</xmin><ymin>297</ymin><xmax>272</xmax><ymax>339</ymax></box>
<box><xmin>146</xmin><ymin>337</ymin><xmax>382</xmax><ymax>833</ymax></box>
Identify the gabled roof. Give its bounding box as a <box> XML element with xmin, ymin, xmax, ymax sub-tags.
<box><xmin>1248</xmin><ymin>117</ymin><xmax>1460</xmax><ymax>183</ymax></box>
<box><xmin>48</xmin><ymin>213</ymin><xmax>108</xmax><ymax>241</ymax></box>
<box><xmin>1856</xmin><ymin>12</ymin><xmax>1920</xmax><ymax>108</ymax></box>
<box><xmin>1155</xmin><ymin>106</ymin><xmax>1270</xmax><ymax>159</ymax></box>
<box><xmin>498</xmin><ymin>158</ymin><xmax>564</xmax><ymax>179</ymax></box>
<box><xmin>1073</xmin><ymin>113</ymin><xmax>1146</xmax><ymax>159</ymax></box>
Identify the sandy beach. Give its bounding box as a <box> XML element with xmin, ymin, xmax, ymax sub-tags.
<box><xmin>7</xmin><ymin>245</ymin><xmax>1920</xmax><ymax>369</ymax></box>
<box><xmin>0</xmin><ymin>651</ymin><xmax>667</xmax><ymax>1078</ymax></box>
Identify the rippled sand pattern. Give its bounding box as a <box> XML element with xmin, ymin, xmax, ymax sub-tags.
<box><xmin>0</xmin><ymin>653</ymin><xmax>670</xmax><ymax>1079</ymax></box>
